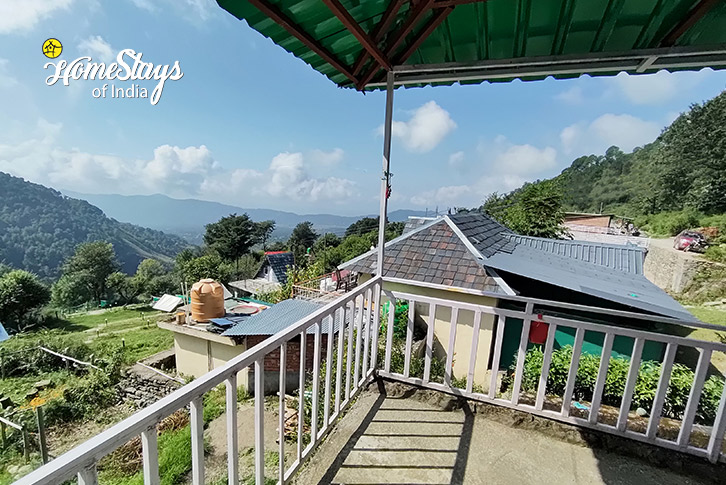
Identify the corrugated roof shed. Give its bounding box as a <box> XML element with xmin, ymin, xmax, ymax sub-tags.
<box><xmin>504</xmin><ymin>234</ymin><xmax>646</xmax><ymax>275</ymax></box>
<box><xmin>221</xmin><ymin>299</ymin><xmax>348</xmax><ymax>337</ymax></box>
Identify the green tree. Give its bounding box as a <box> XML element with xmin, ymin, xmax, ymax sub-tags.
<box><xmin>204</xmin><ymin>214</ymin><xmax>259</xmax><ymax>272</ymax></box>
<box><xmin>345</xmin><ymin>217</ymin><xmax>379</xmax><ymax>237</ymax></box>
<box><xmin>107</xmin><ymin>272</ymin><xmax>142</xmax><ymax>305</ymax></box>
<box><xmin>63</xmin><ymin>241</ymin><xmax>119</xmax><ymax>304</ymax></box>
<box><xmin>51</xmin><ymin>274</ymin><xmax>91</xmax><ymax>308</ymax></box>
<box><xmin>255</xmin><ymin>220</ymin><xmax>276</xmax><ymax>251</ymax></box>
<box><xmin>177</xmin><ymin>253</ymin><xmax>233</xmax><ymax>284</ymax></box>
<box><xmin>0</xmin><ymin>270</ymin><xmax>51</xmax><ymax>331</ymax></box>
<box><xmin>135</xmin><ymin>259</ymin><xmax>175</xmax><ymax>297</ymax></box>
<box><xmin>482</xmin><ymin>180</ymin><xmax>568</xmax><ymax>239</ymax></box>
<box><xmin>288</xmin><ymin>221</ymin><xmax>319</xmax><ymax>264</ymax></box>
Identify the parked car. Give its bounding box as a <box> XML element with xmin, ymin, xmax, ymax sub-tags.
<box><xmin>673</xmin><ymin>230</ymin><xmax>709</xmax><ymax>252</ymax></box>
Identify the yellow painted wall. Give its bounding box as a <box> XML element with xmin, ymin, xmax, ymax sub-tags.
<box><xmin>372</xmin><ymin>276</ymin><xmax>499</xmax><ymax>391</ymax></box>
<box><xmin>174</xmin><ymin>333</ymin><xmax>211</xmax><ymax>379</ymax></box>
<box><xmin>173</xmin><ymin>333</ymin><xmax>248</xmax><ymax>386</ymax></box>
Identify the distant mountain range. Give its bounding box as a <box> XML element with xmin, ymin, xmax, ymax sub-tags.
<box><xmin>0</xmin><ymin>173</ymin><xmax>190</xmax><ymax>279</ymax></box>
<box><xmin>63</xmin><ymin>192</ymin><xmax>428</xmax><ymax>243</ymax></box>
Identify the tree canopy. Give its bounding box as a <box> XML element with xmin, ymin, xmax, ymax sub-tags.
<box><xmin>0</xmin><ymin>270</ymin><xmax>50</xmax><ymax>331</ymax></box>
<box><xmin>0</xmin><ymin>172</ymin><xmax>189</xmax><ymax>278</ymax></box>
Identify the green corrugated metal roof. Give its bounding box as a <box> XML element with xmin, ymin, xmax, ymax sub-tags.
<box><xmin>216</xmin><ymin>0</ymin><xmax>726</xmax><ymax>90</ymax></box>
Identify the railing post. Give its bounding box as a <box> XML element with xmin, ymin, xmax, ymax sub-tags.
<box><xmin>361</xmin><ymin>288</ymin><xmax>373</xmax><ymax>381</ymax></box>
<box><xmin>444</xmin><ymin>307</ymin><xmax>459</xmax><ymax>387</ymax></box>
<box><xmin>297</xmin><ymin>332</ymin><xmax>306</xmax><ymax>462</ymax></box>
<box><xmin>466</xmin><ymin>311</ymin><xmax>483</xmax><ymax>393</ymax></box>
<box><xmin>311</xmin><ymin>322</ymin><xmax>322</xmax><ymax>441</ymax></box>
<box><xmin>488</xmin><ymin>315</ymin><xmax>505</xmax><ymax>398</ymax></box>
<box><xmin>369</xmin><ymin>282</ymin><xmax>382</xmax><ymax>374</ymax></box>
<box><xmin>535</xmin><ymin>323</ymin><xmax>558</xmax><ymax>411</ymax></box>
<box><xmin>335</xmin><ymin>307</ymin><xmax>345</xmax><ymax>415</ymax></box>
<box><xmin>254</xmin><ymin>359</ymin><xmax>265</xmax><ymax>485</ymax></box>
<box><xmin>589</xmin><ymin>332</ymin><xmax>614</xmax><ymax>424</ymax></box>
<box><xmin>77</xmin><ymin>464</ymin><xmax>97</xmax><ymax>485</ymax></box>
<box><xmin>278</xmin><ymin>342</ymin><xmax>287</xmax><ymax>484</ymax></box>
<box><xmin>226</xmin><ymin>374</ymin><xmax>239</xmax><ymax>485</ymax></box>
<box><xmin>511</xmin><ymin>303</ymin><xmax>534</xmax><ymax>405</ymax></box>
<box><xmin>403</xmin><ymin>300</ymin><xmax>415</xmax><ymax>378</ymax></box>
<box><xmin>353</xmin><ymin>295</ymin><xmax>364</xmax><ymax>388</ymax></box>
<box><xmin>345</xmin><ymin>300</ymin><xmax>354</xmax><ymax>400</ymax></box>
<box><xmin>324</xmin><ymin>316</ymin><xmax>334</xmax><ymax>427</ymax></box>
<box><xmin>423</xmin><ymin>303</ymin><xmax>437</xmax><ymax>383</ymax></box>
<box><xmin>707</xmin><ymin>376</ymin><xmax>726</xmax><ymax>463</ymax></box>
<box><xmin>384</xmin><ymin>291</ymin><xmax>396</xmax><ymax>373</ymax></box>
<box><xmin>617</xmin><ymin>338</ymin><xmax>644</xmax><ymax>432</ymax></box>
<box><xmin>677</xmin><ymin>348</ymin><xmax>712</xmax><ymax>447</ymax></box>
<box><xmin>190</xmin><ymin>396</ymin><xmax>205</xmax><ymax>485</ymax></box>
<box><xmin>561</xmin><ymin>327</ymin><xmax>584</xmax><ymax>417</ymax></box>
<box><xmin>646</xmin><ymin>343</ymin><xmax>677</xmax><ymax>439</ymax></box>
<box><xmin>141</xmin><ymin>426</ymin><xmax>160</xmax><ymax>485</ymax></box>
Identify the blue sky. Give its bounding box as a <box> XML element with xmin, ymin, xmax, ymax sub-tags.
<box><xmin>1</xmin><ymin>0</ymin><xmax>725</xmax><ymax>216</ymax></box>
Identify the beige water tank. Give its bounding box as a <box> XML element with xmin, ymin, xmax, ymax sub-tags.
<box><xmin>190</xmin><ymin>279</ymin><xmax>225</xmax><ymax>322</ymax></box>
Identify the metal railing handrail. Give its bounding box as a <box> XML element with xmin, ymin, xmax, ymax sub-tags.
<box><xmin>15</xmin><ymin>276</ymin><xmax>382</xmax><ymax>485</ymax></box>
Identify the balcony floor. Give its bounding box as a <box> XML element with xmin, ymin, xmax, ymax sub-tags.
<box><xmin>292</xmin><ymin>381</ymin><xmax>712</xmax><ymax>485</ymax></box>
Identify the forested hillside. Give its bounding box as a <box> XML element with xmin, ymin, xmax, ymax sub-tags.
<box><xmin>557</xmin><ymin>90</ymin><xmax>726</xmax><ymax>217</ymax></box>
<box><xmin>0</xmin><ymin>172</ymin><xmax>190</xmax><ymax>278</ymax></box>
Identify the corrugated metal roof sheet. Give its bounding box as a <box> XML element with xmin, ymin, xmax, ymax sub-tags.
<box><xmin>504</xmin><ymin>234</ymin><xmax>645</xmax><ymax>275</ymax></box>
<box><xmin>485</xmin><ymin>246</ymin><xmax>697</xmax><ymax>322</ymax></box>
<box><xmin>216</xmin><ymin>0</ymin><xmax>726</xmax><ymax>90</ymax></box>
<box><xmin>221</xmin><ymin>299</ymin><xmax>347</xmax><ymax>337</ymax></box>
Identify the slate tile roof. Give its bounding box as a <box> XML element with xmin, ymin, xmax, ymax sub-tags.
<box><xmin>447</xmin><ymin>212</ymin><xmax>516</xmax><ymax>257</ymax></box>
<box><xmin>342</xmin><ymin>219</ymin><xmax>502</xmax><ymax>292</ymax></box>
<box><xmin>262</xmin><ymin>251</ymin><xmax>295</xmax><ymax>285</ymax></box>
<box><xmin>340</xmin><ymin>212</ymin><xmax>695</xmax><ymax>322</ymax></box>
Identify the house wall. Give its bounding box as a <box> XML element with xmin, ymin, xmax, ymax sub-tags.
<box><xmin>372</xmin><ymin>276</ymin><xmax>498</xmax><ymax>391</ymax></box>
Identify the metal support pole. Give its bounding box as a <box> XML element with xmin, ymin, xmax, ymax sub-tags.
<box><xmin>376</xmin><ymin>70</ymin><xmax>395</xmax><ymax>276</ymax></box>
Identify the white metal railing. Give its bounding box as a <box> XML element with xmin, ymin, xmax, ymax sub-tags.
<box><xmin>15</xmin><ymin>273</ymin><xmax>726</xmax><ymax>484</ymax></box>
<box><xmin>15</xmin><ymin>276</ymin><xmax>382</xmax><ymax>485</ymax></box>
<box><xmin>377</xmin><ymin>277</ymin><xmax>726</xmax><ymax>465</ymax></box>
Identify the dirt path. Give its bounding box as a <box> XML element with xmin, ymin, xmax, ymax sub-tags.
<box><xmin>200</xmin><ymin>399</ymin><xmax>296</xmax><ymax>484</ymax></box>
<box><xmin>649</xmin><ymin>237</ymin><xmax>703</xmax><ymax>260</ymax></box>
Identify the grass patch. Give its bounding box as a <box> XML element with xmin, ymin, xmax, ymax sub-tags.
<box><xmin>89</xmin><ymin>327</ymin><xmax>173</xmax><ymax>364</ymax></box>
<box><xmin>689</xmin><ymin>306</ymin><xmax>726</xmax><ymax>327</ymax></box>
<box><xmin>100</xmin><ymin>426</ymin><xmax>193</xmax><ymax>485</ymax></box>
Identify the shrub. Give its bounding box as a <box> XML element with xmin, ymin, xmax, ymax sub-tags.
<box><xmin>637</xmin><ymin>209</ymin><xmax>701</xmax><ymax>236</ymax></box>
<box><xmin>704</xmin><ymin>245</ymin><xmax>726</xmax><ymax>263</ymax></box>
<box><xmin>380</xmin><ymin>300</ymin><xmax>409</xmax><ymax>341</ymax></box>
<box><xmin>509</xmin><ymin>345</ymin><xmax>725</xmax><ymax>425</ymax></box>
<box><xmin>44</xmin><ymin>370</ymin><xmax>116</xmax><ymax>424</ymax></box>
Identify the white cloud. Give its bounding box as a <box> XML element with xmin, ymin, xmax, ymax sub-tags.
<box><xmin>383</xmin><ymin>101</ymin><xmax>456</xmax><ymax>153</ymax></box>
<box><xmin>614</xmin><ymin>71</ymin><xmax>678</xmax><ymax>105</ymax></box>
<box><xmin>78</xmin><ymin>35</ymin><xmax>114</xmax><ymax>63</ymax></box>
<box><xmin>0</xmin><ymin>0</ymin><xmax>73</xmax><ymax>34</ymax></box>
<box><xmin>410</xmin><ymin>137</ymin><xmax>557</xmax><ymax>208</ymax></box>
<box><xmin>448</xmin><ymin>151</ymin><xmax>464</xmax><ymax>167</ymax></box>
<box><xmin>0</xmin><ymin>120</ymin><xmax>356</xmax><ymax>206</ymax></box>
<box><xmin>309</xmin><ymin>148</ymin><xmax>344</xmax><ymax>166</ymax></box>
<box><xmin>410</xmin><ymin>185</ymin><xmax>471</xmax><ymax>207</ymax></box>
<box><xmin>0</xmin><ymin>59</ymin><xmax>18</xmax><ymax>89</ymax></box>
<box><xmin>555</xmin><ymin>85</ymin><xmax>584</xmax><ymax>104</ymax></box>
<box><xmin>613</xmin><ymin>69</ymin><xmax>712</xmax><ymax>105</ymax></box>
<box><xmin>561</xmin><ymin>113</ymin><xmax>661</xmax><ymax>155</ymax></box>
<box><xmin>491</xmin><ymin>143</ymin><xmax>557</xmax><ymax>175</ymax></box>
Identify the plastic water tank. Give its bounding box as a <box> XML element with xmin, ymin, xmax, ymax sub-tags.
<box><xmin>190</xmin><ymin>279</ymin><xmax>225</xmax><ymax>322</ymax></box>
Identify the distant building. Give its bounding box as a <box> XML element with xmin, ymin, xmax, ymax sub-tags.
<box><xmin>228</xmin><ymin>251</ymin><xmax>295</xmax><ymax>299</ymax></box>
